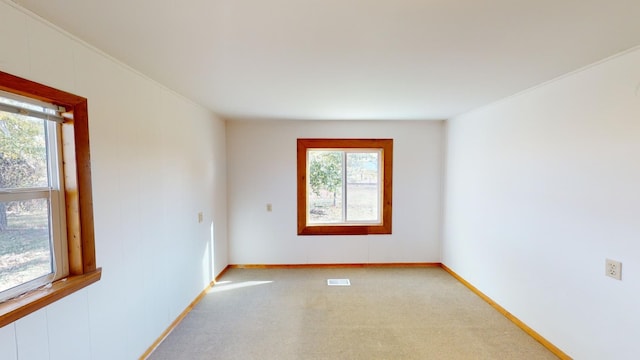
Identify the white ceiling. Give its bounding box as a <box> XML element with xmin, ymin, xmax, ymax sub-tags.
<box><xmin>15</xmin><ymin>0</ymin><xmax>640</xmax><ymax>120</ymax></box>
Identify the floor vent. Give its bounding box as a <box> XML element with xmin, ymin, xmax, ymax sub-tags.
<box><xmin>327</xmin><ymin>279</ymin><xmax>351</xmax><ymax>286</ymax></box>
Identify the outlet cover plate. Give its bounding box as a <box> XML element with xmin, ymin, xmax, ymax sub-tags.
<box><xmin>605</xmin><ymin>259</ymin><xmax>622</xmax><ymax>280</ymax></box>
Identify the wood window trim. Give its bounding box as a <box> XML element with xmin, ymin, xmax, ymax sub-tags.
<box><xmin>297</xmin><ymin>138</ymin><xmax>393</xmax><ymax>236</ymax></box>
<box><xmin>0</xmin><ymin>71</ymin><xmax>101</xmax><ymax>327</ymax></box>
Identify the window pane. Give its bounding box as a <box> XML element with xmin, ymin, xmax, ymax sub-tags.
<box><xmin>0</xmin><ymin>199</ymin><xmax>53</xmax><ymax>293</ymax></box>
<box><xmin>308</xmin><ymin>150</ymin><xmax>343</xmax><ymax>224</ymax></box>
<box><xmin>346</xmin><ymin>152</ymin><xmax>380</xmax><ymax>222</ymax></box>
<box><xmin>0</xmin><ymin>111</ymin><xmax>48</xmax><ymax>189</ymax></box>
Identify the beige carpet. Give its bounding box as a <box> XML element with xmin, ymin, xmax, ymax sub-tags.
<box><xmin>148</xmin><ymin>267</ymin><xmax>558</xmax><ymax>359</ymax></box>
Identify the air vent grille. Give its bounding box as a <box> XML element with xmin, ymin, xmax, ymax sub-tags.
<box><xmin>327</xmin><ymin>279</ymin><xmax>350</xmax><ymax>286</ymax></box>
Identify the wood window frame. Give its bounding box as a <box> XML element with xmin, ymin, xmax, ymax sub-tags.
<box><xmin>0</xmin><ymin>71</ymin><xmax>101</xmax><ymax>327</ymax></box>
<box><xmin>297</xmin><ymin>138</ymin><xmax>393</xmax><ymax>236</ymax></box>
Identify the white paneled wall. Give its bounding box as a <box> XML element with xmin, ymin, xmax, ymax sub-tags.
<box><xmin>14</xmin><ymin>310</ymin><xmax>49</xmax><ymax>360</ymax></box>
<box><xmin>0</xmin><ymin>322</ymin><xmax>17</xmax><ymax>360</ymax></box>
<box><xmin>443</xmin><ymin>47</ymin><xmax>640</xmax><ymax>359</ymax></box>
<box><xmin>0</xmin><ymin>3</ymin><xmax>29</xmax><ymax>79</ymax></box>
<box><xmin>0</xmin><ymin>2</ymin><xmax>228</xmax><ymax>359</ymax></box>
<box><xmin>226</xmin><ymin>120</ymin><xmax>444</xmax><ymax>265</ymax></box>
<box><xmin>46</xmin><ymin>291</ymin><xmax>91</xmax><ymax>359</ymax></box>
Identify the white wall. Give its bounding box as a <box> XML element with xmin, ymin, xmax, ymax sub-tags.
<box><xmin>0</xmin><ymin>2</ymin><xmax>228</xmax><ymax>359</ymax></box>
<box><xmin>227</xmin><ymin>120</ymin><xmax>443</xmax><ymax>264</ymax></box>
<box><xmin>443</xmin><ymin>48</ymin><xmax>640</xmax><ymax>359</ymax></box>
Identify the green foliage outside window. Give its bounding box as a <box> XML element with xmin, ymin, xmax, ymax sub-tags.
<box><xmin>0</xmin><ymin>112</ymin><xmax>47</xmax><ymax>230</ymax></box>
<box><xmin>308</xmin><ymin>151</ymin><xmax>342</xmax><ymax>206</ymax></box>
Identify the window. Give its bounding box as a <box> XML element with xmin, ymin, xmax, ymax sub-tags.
<box><xmin>0</xmin><ymin>93</ymin><xmax>68</xmax><ymax>302</ymax></box>
<box><xmin>0</xmin><ymin>71</ymin><xmax>100</xmax><ymax>327</ymax></box>
<box><xmin>297</xmin><ymin>139</ymin><xmax>393</xmax><ymax>235</ymax></box>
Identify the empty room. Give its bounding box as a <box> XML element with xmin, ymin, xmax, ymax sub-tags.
<box><xmin>0</xmin><ymin>1</ymin><xmax>639</xmax><ymax>359</ymax></box>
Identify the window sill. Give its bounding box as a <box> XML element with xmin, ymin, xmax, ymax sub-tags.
<box><xmin>298</xmin><ymin>224</ymin><xmax>391</xmax><ymax>235</ymax></box>
<box><xmin>0</xmin><ymin>268</ymin><xmax>102</xmax><ymax>327</ymax></box>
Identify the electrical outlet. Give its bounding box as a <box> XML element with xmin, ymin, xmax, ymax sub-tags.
<box><xmin>198</xmin><ymin>212</ymin><xmax>203</xmax><ymax>223</ymax></box>
<box><xmin>266</xmin><ymin>203</ymin><xmax>272</xmax><ymax>212</ymax></box>
<box><xmin>605</xmin><ymin>259</ymin><xmax>622</xmax><ymax>280</ymax></box>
